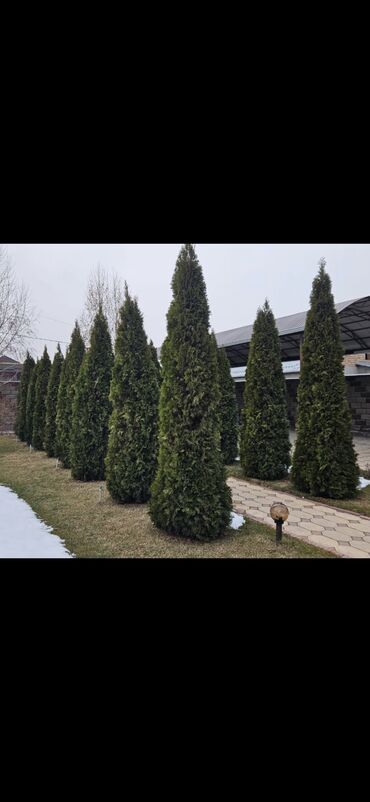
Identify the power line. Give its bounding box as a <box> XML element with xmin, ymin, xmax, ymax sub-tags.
<box><xmin>23</xmin><ymin>335</ymin><xmax>68</xmax><ymax>344</ymax></box>
<box><xmin>38</xmin><ymin>314</ymin><xmax>72</xmax><ymax>326</ymax></box>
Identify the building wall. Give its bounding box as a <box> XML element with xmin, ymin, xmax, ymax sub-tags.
<box><xmin>0</xmin><ymin>361</ymin><xmax>22</xmax><ymax>433</ymax></box>
<box><xmin>0</xmin><ymin>383</ymin><xmax>19</xmax><ymax>432</ymax></box>
<box><xmin>347</xmin><ymin>377</ymin><xmax>370</xmax><ymax>436</ymax></box>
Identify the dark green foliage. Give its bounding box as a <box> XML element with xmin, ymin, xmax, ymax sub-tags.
<box><xmin>45</xmin><ymin>344</ymin><xmax>64</xmax><ymax>457</ymax></box>
<box><xmin>32</xmin><ymin>347</ymin><xmax>51</xmax><ymax>450</ymax></box>
<box><xmin>149</xmin><ymin>339</ymin><xmax>162</xmax><ymax>385</ymax></box>
<box><xmin>217</xmin><ymin>345</ymin><xmax>239</xmax><ymax>464</ymax></box>
<box><xmin>106</xmin><ymin>287</ymin><xmax>160</xmax><ymax>502</ymax></box>
<box><xmin>15</xmin><ymin>352</ymin><xmax>35</xmax><ymax>441</ymax></box>
<box><xmin>25</xmin><ymin>360</ymin><xmax>38</xmax><ymax>445</ymax></box>
<box><xmin>55</xmin><ymin>322</ymin><xmax>85</xmax><ymax>467</ymax></box>
<box><xmin>71</xmin><ymin>308</ymin><xmax>113</xmax><ymax>481</ymax></box>
<box><xmin>240</xmin><ymin>300</ymin><xmax>291</xmax><ymax>480</ymax></box>
<box><xmin>150</xmin><ymin>244</ymin><xmax>232</xmax><ymax>541</ymax></box>
<box><xmin>291</xmin><ymin>260</ymin><xmax>359</xmax><ymax>498</ymax></box>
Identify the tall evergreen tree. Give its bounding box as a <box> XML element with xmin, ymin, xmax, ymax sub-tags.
<box><xmin>106</xmin><ymin>287</ymin><xmax>159</xmax><ymax>502</ymax></box>
<box><xmin>291</xmin><ymin>260</ymin><xmax>359</xmax><ymax>498</ymax></box>
<box><xmin>240</xmin><ymin>300</ymin><xmax>291</xmax><ymax>480</ymax></box>
<box><xmin>71</xmin><ymin>307</ymin><xmax>113</xmax><ymax>481</ymax></box>
<box><xmin>149</xmin><ymin>339</ymin><xmax>162</xmax><ymax>385</ymax></box>
<box><xmin>150</xmin><ymin>244</ymin><xmax>232</xmax><ymax>541</ymax></box>
<box><xmin>32</xmin><ymin>346</ymin><xmax>51</xmax><ymax>450</ymax></box>
<box><xmin>217</xmin><ymin>345</ymin><xmax>239</xmax><ymax>464</ymax></box>
<box><xmin>15</xmin><ymin>351</ymin><xmax>35</xmax><ymax>441</ymax></box>
<box><xmin>55</xmin><ymin>322</ymin><xmax>85</xmax><ymax>467</ymax></box>
<box><xmin>45</xmin><ymin>344</ymin><xmax>64</xmax><ymax>457</ymax></box>
<box><xmin>25</xmin><ymin>360</ymin><xmax>38</xmax><ymax>446</ymax></box>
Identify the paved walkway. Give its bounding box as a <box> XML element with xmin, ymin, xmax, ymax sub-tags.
<box><xmin>290</xmin><ymin>431</ymin><xmax>370</xmax><ymax>473</ymax></box>
<box><xmin>228</xmin><ymin>477</ymin><xmax>370</xmax><ymax>559</ymax></box>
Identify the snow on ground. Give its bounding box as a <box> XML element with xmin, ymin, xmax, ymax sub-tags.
<box><xmin>230</xmin><ymin>512</ymin><xmax>244</xmax><ymax>530</ymax></box>
<box><xmin>0</xmin><ymin>485</ymin><xmax>73</xmax><ymax>558</ymax></box>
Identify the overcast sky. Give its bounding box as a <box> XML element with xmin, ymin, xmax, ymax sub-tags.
<box><xmin>5</xmin><ymin>243</ymin><xmax>370</xmax><ymax>359</ymax></box>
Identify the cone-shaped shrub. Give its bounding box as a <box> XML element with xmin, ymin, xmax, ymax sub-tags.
<box><xmin>106</xmin><ymin>287</ymin><xmax>160</xmax><ymax>502</ymax></box>
<box><xmin>149</xmin><ymin>339</ymin><xmax>162</xmax><ymax>385</ymax></box>
<box><xmin>25</xmin><ymin>360</ymin><xmax>38</xmax><ymax>445</ymax></box>
<box><xmin>217</xmin><ymin>345</ymin><xmax>239</xmax><ymax>464</ymax></box>
<box><xmin>32</xmin><ymin>346</ymin><xmax>51</xmax><ymax>450</ymax></box>
<box><xmin>240</xmin><ymin>300</ymin><xmax>291</xmax><ymax>480</ymax></box>
<box><xmin>56</xmin><ymin>322</ymin><xmax>85</xmax><ymax>467</ymax></box>
<box><xmin>291</xmin><ymin>260</ymin><xmax>359</xmax><ymax>498</ymax></box>
<box><xmin>150</xmin><ymin>244</ymin><xmax>232</xmax><ymax>540</ymax></box>
<box><xmin>15</xmin><ymin>352</ymin><xmax>35</xmax><ymax>441</ymax></box>
<box><xmin>45</xmin><ymin>344</ymin><xmax>64</xmax><ymax>457</ymax></box>
<box><xmin>71</xmin><ymin>307</ymin><xmax>114</xmax><ymax>481</ymax></box>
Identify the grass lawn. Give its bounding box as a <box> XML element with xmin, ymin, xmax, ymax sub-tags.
<box><xmin>0</xmin><ymin>436</ymin><xmax>335</xmax><ymax>558</ymax></box>
<box><xmin>226</xmin><ymin>464</ymin><xmax>370</xmax><ymax>518</ymax></box>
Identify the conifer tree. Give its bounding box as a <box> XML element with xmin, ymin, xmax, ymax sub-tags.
<box><xmin>32</xmin><ymin>346</ymin><xmax>51</xmax><ymax>450</ymax></box>
<box><xmin>55</xmin><ymin>322</ymin><xmax>85</xmax><ymax>467</ymax></box>
<box><xmin>149</xmin><ymin>339</ymin><xmax>162</xmax><ymax>385</ymax></box>
<box><xmin>71</xmin><ymin>307</ymin><xmax>113</xmax><ymax>481</ymax></box>
<box><xmin>15</xmin><ymin>351</ymin><xmax>35</xmax><ymax>441</ymax></box>
<box><xmin>106</xmin><ymin>287</ymin><xmax>159</xmax><ymax>502</ymax></box>
<box><xmin>150</xmin><ymin>244</ymin><xmax>232</xmax><ymax>540</ymax></box>
<box><xmin>240</xmin><ymin>300</ymin><xmax>291</xmax><ymax>480</ymax></box>
<box><xmin>291</xmin><ymin>260</ymin><xmax>359</xmax><ymax>498</ymax></box>
<box><xmin>217</xmin><ymin>345</ymin><xmax>239</xmax><ymax>464</ymax></box>
<box><xmin>45</xmin><ymin>344</ymin><xmax>64</xmax><ymax>457</ymax></box>
<box><xmin>25</xmin><ymin>360</ymin><xmax>38</xmax><ymax>446</ymax></box>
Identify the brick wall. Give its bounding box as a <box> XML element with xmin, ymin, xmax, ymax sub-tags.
<box><xmin>346</xmin><ymin>376</ymin><xmax>370</xmax><ymax>436</ymax></box>
<box><xmin>343</xmin><ymin>353</ymin><xmax>367</xmax><ymax>365</ymax></box>
<box><xmin>0</xmin><ymin>384</ymin><xmax>18</xmax><ymax>432</ymax></box>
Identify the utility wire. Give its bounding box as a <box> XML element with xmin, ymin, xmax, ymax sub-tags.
<box><xmin>22</xmin><ymin>334</ymin><xmax>68</xmax><ymax>344</ymax></box>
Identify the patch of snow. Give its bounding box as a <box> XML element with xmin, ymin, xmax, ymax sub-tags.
<box><xmin>358</xmin><ymin>476</ymin><xmax>370</xmax><ymax>490</ymax></box>
<box><xmin>0</xmin><ymin>485</ymin><xmax>73</xmax><ymax>558</ymax></box>
<box><xmin>230</xmin><ymin>512</ymin><xmax>245</xmax><ymax>530</ymax></box>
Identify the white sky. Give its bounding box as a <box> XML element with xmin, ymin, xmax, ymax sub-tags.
<box><xmin>5</xmin><ymin>243</ymin><xmax>370</xmax><ymax>359</ymax></box>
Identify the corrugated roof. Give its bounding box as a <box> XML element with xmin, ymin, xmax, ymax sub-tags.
<box><xmin>216</xmin><ymin>296</ymin><xmax>370</xmax><ymax>365</ymax></box>
<box><xmin>216</xmin><ymin>298</ymin><xmax>363</xmax><ymax>349</ymax></box>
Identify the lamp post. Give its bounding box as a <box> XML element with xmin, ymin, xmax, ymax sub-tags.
<box><xmin>270</xmin><ymin>502</ymin><xmax>289</xmax><ymax>544</ymax></box>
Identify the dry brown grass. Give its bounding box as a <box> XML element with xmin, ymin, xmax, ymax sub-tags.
<box><xmin>0</xmin><ymin>436</ymin><xmax>334</xmax><ymax>558</ymax></box>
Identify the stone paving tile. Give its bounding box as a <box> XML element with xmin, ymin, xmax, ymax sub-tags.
<box><xmin>333</xmin><ymin>544</ymin><xmax>370</xmax><ymax>559</ymax></box>
<box><xmin>299</xmin><ymin>522</ymin><xmax>327</xmax><ymax>533</ymax></box>
<box><xmin>336</xmin><ymin>525</ymin><xmax>368</xmax><ymax>539</ymax></box>
<box><xmin>320</xmin><ymin>530</ymin><xmax>353</xmax><ymax>542</ymax></box>
<box><xmin>302</xmin><ymin>534</ymin><xmax>341</xmax><ymax>554</ymax></box>
<box><xmin>345</xmin><ymin>520</ymin><xmax>370</xmax><ymax>534</ymax></box>
<box><xmin>348</xmin><ymin>539</ymin><xmax>370</xmax><ymax>554</ymax></box>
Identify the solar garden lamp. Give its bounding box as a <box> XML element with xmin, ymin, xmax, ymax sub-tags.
<box><xmin>270</xmin><ymin>502</ymin><xmax>289</xmax><ymax>544</ymax></box>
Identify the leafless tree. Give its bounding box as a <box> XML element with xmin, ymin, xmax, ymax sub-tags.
<box><xmin>80</xmin><ymin>263</ymin><xmax>124</xmax><ymax>346</ymax></box>
<box><xmin>0</xmin><ymin>246</ymin><xmax>36</xmax><ymax>360</ymax></box>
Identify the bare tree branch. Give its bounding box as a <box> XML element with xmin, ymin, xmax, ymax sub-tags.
<box><xmin>0</xmin><ymin>246</ymin><xmax>36</xmax><ymax>360</ymax></box>
<box><xmin>80</xmin><ymin>263</ymin><xmax>124</xmax><ymax>346</ymax></box>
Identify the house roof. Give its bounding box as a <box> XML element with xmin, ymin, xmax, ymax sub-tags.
<box><xmin>216</xmin><ymin>296</ymin><xmax>370</xmax><ymax>366</ymax></box>
<box><xmin>0</xmin><ymin>354</ymin><xmax>21</xmax><ymax>365</ymax></box>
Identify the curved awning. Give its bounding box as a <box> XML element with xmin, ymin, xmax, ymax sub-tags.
<box><xmin>216</xmin><ymin>296</ymin><xmax>370</xmax><ymax>366</ymax></box>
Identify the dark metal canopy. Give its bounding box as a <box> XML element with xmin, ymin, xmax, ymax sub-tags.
<box><xmin>215</xmin><ymin>296</ymin><xmax>370</xmax><ymax>367</ymax></box>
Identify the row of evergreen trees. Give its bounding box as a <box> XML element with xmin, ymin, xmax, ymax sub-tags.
<box><xmin>16</xmin><ymin>246</ymin><xmax>356</xmax><ymax>546</ymax></box>
<box><xmin>15</xmin><ymin>247</ymin><xmax>238</xmax><ymax>540</ymax></box>
<box><xmin>239</xmin><ymin>259</ymin><xmax>359</xmax><ymax>499</ymax></box>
